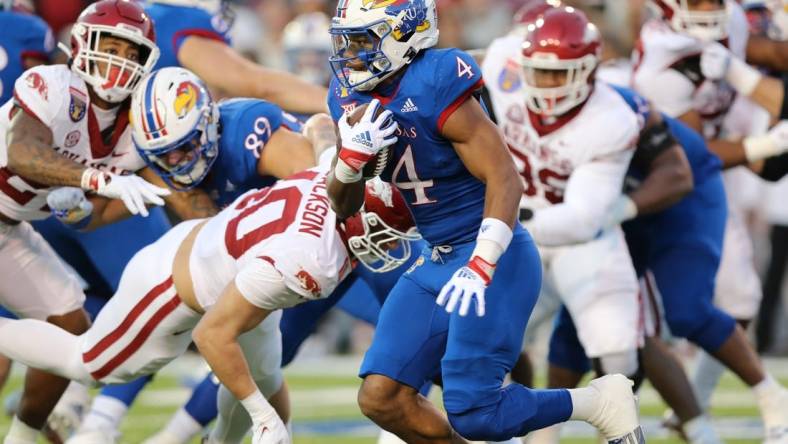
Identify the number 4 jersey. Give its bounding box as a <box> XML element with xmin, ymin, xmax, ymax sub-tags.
<box><xmin>189</xmin><ymin>167</ymin><xmax>352</xmax><ymax>310</ymax></box>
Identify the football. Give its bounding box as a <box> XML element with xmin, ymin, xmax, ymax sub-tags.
<box><xmin>340</xmin><ymin>103</ymin><xmax>395</xmax><ymax>179</ymax></box>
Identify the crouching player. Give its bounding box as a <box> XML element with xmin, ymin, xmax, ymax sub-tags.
<box><xmin>0</xmin><ymin>169</ymin><xmax>418</xmax><ymax>444</ymax></box>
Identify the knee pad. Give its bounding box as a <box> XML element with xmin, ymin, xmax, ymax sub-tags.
<box><xmin>593</xmin><ymin>350</ymin><xmax>639</xmax><ymax>377</ymax></box>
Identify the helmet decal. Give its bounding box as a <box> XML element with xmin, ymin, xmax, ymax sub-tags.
<box><xmin>174</xmin><ymin>81</ymin><xmax>201</xmax><ymax>118</ymax></box>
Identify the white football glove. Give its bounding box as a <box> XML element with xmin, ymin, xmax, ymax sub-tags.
<box><xmin>81</xmin><ymin>168</ymin><xmax>170</xmax><ymax>217</ymax></box>
<box><xmin>744</xmin><ymin>120</ymin><xmax>788</xmax><ymax>162</ymax></box>
<box><xmin>47</xmin><ymin>187</ymin><xmax>93</xmax><ymax>226</ymax></box>
<box><xmin>251</xmin><ymin>419</ymin><xmax>291</xmax><ymax>444</ymax></box>
<box><xmin>701</xmin><ymin>42</ymin><xmax>761</xmax><ymax>96</ymax></box>
<box><xmin>700</xmin><ymin>42</ymin><xmax>731</xmax><ymax>81</ymax></box>
<box><xmin>436</xmin><ymin>257</ymin><xmax>493</xmax><ymax>317</ymax></box>
<box><xmin>336</xmin><ymin>99</ymin><xmax>398</xmax><ymax>175</ymax></box>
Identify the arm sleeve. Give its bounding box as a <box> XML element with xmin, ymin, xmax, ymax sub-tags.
<box><xmin>433</xmin><ymin>49</ymin><xmax>484</xmax><ymax>132</ymax></box>
<box><xmin>12</xmin><ymin>67</ymin><xmax>61</xmax><ymax>126</ymax></box>
<box><xmin>524</xmin><ymin>149</ymin><xmax>635</xmax><ymax>246</ymax></box>
<box><xmin>235</xmin><ymin>257</ymin><xmax>304</xmax><ymax>310</ymax></box>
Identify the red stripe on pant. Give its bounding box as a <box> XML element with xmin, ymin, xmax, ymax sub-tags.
<box><xmin>83</xmin><ymin>277</ymin><xmax>175</xmax><ymax>368</ymax></box>
<box><xmin>89</xmin><ymin>295</ymin><xmax>182</xmax><ymax>380</ymax></box>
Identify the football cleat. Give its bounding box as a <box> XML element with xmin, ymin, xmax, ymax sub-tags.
<box><xmin>585</xmin><ymin>374</ymin><xmax>646</xmax><ymax>444</ymax></box>
<box><xmin>64</xmin><ymin>427</ymin><xmax>119</xmax><ymax>444</ymax></box>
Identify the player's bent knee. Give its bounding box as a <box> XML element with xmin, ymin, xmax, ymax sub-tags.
<box><xmin>447</xmin><ymin>407</ymin><xmax>511</xmax><ymax>442</ymax></box>
<box><xmin>358</xmin><ymin>374</ymin><xmax>405</xmax><ymax>422</ymax></box>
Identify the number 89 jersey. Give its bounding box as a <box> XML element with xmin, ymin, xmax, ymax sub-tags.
<box><xmin>328</xmin><ymin>48</ymin><xmax>486</xmax><ymax>247</ymax></box>
<box><xmin>189</xmin><ymin>168</ymin><xmax>352</xmax><ymax>310</ymax></box>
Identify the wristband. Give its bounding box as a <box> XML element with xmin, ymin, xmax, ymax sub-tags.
<box><xmin>471</xmin><ymin>217</ymin><xmax>513</xmax><ymax>266</ymax></box>
<box><xmin>744</xmin><ymin>134</ymin><xmax>780</xmax><ymax>162</ymax></box>
<box><xmin>80</xmin><ymin>168</ymin><xmax>108</xmax><ymax>192</ymax></box>
<box><xmin>333</xmin><ymin>158</ymin><xmax>363</xmax><ymax>183</ymax></box>
<box><xmin>726</xmin><ymin>57</ymin><xmax>762</xmax><ymax>97</ymax></box>
<box><xmin>240</xmin><ymin>390</ymin><xmax>278</xmax><ymax>424</ymax></box>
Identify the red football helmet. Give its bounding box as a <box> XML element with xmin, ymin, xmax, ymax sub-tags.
<box><xmin>343</xmin><ymin>178</ymin><xmax>420</xmax><ymax>273</ymax></box>
<box><xmin>649</xmin><ymin>0</ymin><xmax>730</xmax><ymax>41</ymax></box>
<box><xmin>69</xmin><ymin>0</ymin><xmax>160</xmax><ymax>103</ymax></box>
<box><xmin>520</xmin><ymin>6</ymin><xmax>600</xmax><ymax>117</ymax></box>
<box><xmin>510</xmin><ymin>0</ymin><xmax>561</xmax><ymax>36</ymax></box>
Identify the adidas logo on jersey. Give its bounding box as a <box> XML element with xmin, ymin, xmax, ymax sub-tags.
<box><xmin>352</xmin><ymin>131</ymin><xmax>373</xmax><ymax>148</ymax></box>
<box><xmin>401</xmin><ymin>98</ymin><xmax>419</xmax><ymax>113</ymax></box>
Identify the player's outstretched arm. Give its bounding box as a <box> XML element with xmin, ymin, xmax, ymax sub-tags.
<box><xmin>6</xmin><ymin>108</ymin><xmax>84</xmax><ymax>187</ymax></box>
<box><xmin>624</xmin><ymin>114</ymin><xmax>694</xmax><ymax>218</ymax></box>
<box><xmin>257</xmin><ymin>127</ymin><xmax>317</xmax><ymax>179</ymax></box>
<box><xmin>442</xmin><ymin>97</ymin><xmax>522</xmax><ymax>227</ymax></box>
<box><xmin>193</xmin><ymin>280</ymin><xmax>288</xmax><ymax>440</ymax></box>
<box><xmin>179</xmin><ymin>36</ymin><xmax>328</xmax><ymax>115</ymax></box>
<box><xmin>138</xmin><ymin>168</ymin><xmax>218</xmax><ymax>219</ymax></box>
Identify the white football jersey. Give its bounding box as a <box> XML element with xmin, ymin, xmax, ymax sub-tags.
<box><xmin>190</xmin><ymin>168</ymin><xmax>352</xmax><ymax>310</ymax></box>
<box><xmin>0</xmin><ymin>65</ymin><xmax>145</xmax><ymax>221</ymax></box>
<box><xmin>483</xmin><ymin>35</ymin><xmax>640</xmax><ymax>212</ymax></box>
<box><xmin>632</xmin><ymin>0</ymin><xmax>749</xmax><ymax>139</ymax></box>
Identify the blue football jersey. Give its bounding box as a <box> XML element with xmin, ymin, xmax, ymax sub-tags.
<box><xmin>328</xmin><ymin>48</ymin><xmax>487</xmax><ymax>246</ymax></box>
<box><xmin>202</xmin><ymin>98</ymin><xmax>302</xmax><ymax>207</ymax></box>
<box><xmin>145</xmin><ymin>3</ymin><xmax>231</xmax><ymax>70</ymax></box>
<box><xmin>611</xmin><ymin>85</ymin><xmax>721</xmax><ymax>185</ymax></box>
<box><xmin>0</xmin><ymin>11</ymin><xmax>52</xmax><ymax>105</ymax></box>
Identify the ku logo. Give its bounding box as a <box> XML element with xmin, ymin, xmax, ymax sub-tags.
<box><xmin>173</xmin><ymin>81</ymin><xmax>200</xmax><ymax>118</ymax></box>
<box><xmin>296</xmin><ymin>269</ymin><xmax>322</xmax><ymax>298</ymax></box>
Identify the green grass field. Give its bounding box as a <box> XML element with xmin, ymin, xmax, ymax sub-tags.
<box><xmin>0</xmin><ymin>354</ymin><xmax>784</xmax><ymax>443</ymax></box>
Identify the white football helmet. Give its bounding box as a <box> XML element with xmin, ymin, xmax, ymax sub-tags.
<box><xmin>130</xmin><ymin>67</ymin><xmax>219</xmax><ymax>190</ymax></box>
<box><xmin>329</xmin><ymin>0</ymin><xmax>439</xmax><ymax>91</ymax></box>
<box><xmin>283</xmin><ymin>12</ymin><xmax>333</xmax><ymax>86</ymax></box>
<box><xmin>649</xmin><ymin>0</ymin><xmax>731</xmax><ymax>41</ymax></box>
<box><xmin>67</xmin><ymin>0</ymin><xmax>160</xmax><ymax>103</ymax></box>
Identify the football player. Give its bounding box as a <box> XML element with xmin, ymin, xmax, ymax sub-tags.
<box><xmin>0</xmin><ymin>0</ymin><xmax>52</xmax><ymax>395</ymax></box>
<box><xmin>0</xmin><ymin>1</ymin><xmax>174</xmax><ymax>442</ymax></box>
<box><xmin>145</xmin><ymin>0</ymin><xmax>328</xmax><ymax>115</ymax></box>
<box><xmin>56</xmin><ymin>66</ymin><xmax>323</xmax><ymax>443</ymax></box>
<box><xmin>0</xmin><ymin>168</ymin><xmax>418</xmax><ymax>444</ymax></box>
<box><xmin>326</xmin><ymin>0</ymin><xmax>643</xmax><ymax>442</ymax></box>
<box><xmin>633</xmin><ymin>0</ymin><xmax>788</xmax><ymax>440</ymax></box>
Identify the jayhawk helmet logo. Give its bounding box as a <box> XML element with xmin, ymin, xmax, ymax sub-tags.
<box><xmin>173</xmin><ymin>81</ymin><xmax>201</xmax><ymax>118</ymax></box>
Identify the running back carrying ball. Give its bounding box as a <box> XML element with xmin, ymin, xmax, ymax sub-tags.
<box><xmin>335</xmin><ymin>100</ymin><xmax>398</xmax><ymax>181</ymax></box>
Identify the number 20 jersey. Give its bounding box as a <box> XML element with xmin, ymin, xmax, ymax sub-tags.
<box><xmin>328</xmin><ymin>48</ymin><xmax>487</xmax><ymax>247</ymax></box>
<box><xmin>190</xmin><ymin>168</ymin><xmax>352</xmax><ymax>309</ymax></box>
